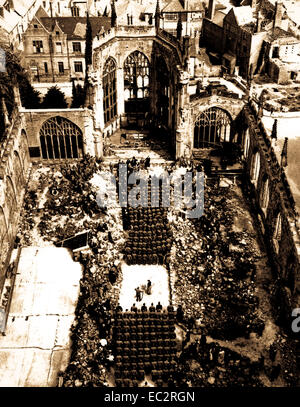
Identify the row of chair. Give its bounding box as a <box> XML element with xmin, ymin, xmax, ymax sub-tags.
<box><xmin>114</xmin><ymin>340</ymin><xmax>176</xmax><ymax>350</ymax></box>
<box><xmin>114</xmin><ymin>332</ymin><xmax>176</xmax><ymax>341</ymax></box>
<box><xmin>114</xmin><ymin>318</ymin><xmax>175</xmax><ymax>325</ymax></box>
<box><xmin>115</xmin><ymin>310</ymin><xmax>175</xmax><ymax>317</ymax></box>
<box><xmin>113</xmin><ymin>324</ymin><xmax>175</xmax><ymax>333</ymax></box>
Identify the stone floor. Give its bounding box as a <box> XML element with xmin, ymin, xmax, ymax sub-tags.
<box><xmin>0</xmin><ymin>247</ymin><xmax>82</xmax><ymax>387</ymax></box>
<box><xmin>118</xmin><ymin>264</ymin><xmax>170</xmax><ymax>310</ymax></box>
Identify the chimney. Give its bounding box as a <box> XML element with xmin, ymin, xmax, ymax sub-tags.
<box><xmin>251</xmin><ymin>0</ymin><xmax>257</xmax><ymax>10</ymax></box>
<box><xmin>273</xmin><ymin>1</ymin><xmax>283</xmax><ymax>29</ymax></box>
<box><xmin>207</xmin><ymin>0</ymin><xmax>215</xmax><ymax>20</ymax></box>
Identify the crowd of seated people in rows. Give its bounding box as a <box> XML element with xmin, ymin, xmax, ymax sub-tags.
<box><xmin>113</xmin><ymin>303</ymin><xmax>179</xmax><ymax>385</ymax></box>
<box><xmin>123</xmin><ymin>206</ymin><xmax>173</xmax><ymax>265</ymax></box>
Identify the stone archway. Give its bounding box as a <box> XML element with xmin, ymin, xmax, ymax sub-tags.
<box><xmin>123</xmin><ymin>51</ymin><xmax>150</xmax><ymax>114</ymax></box>
<box><xmin>39</xmin><ymin>116</ymin><xmax>84</xmax><ymax>159</ymax></box>
<box><xmin>194</xmin><ymin>107</ymin><xmax>232</xmax><ymax>149</ymax></box>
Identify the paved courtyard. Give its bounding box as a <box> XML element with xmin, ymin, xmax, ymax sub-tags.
<box><xmin>0</xmin><ymin>247</ymin><xmax>82</xmax><ymax>386</ymax></box>
<box><xmin>118</xmin><ymin>264</ymin><xmax>170</xmax><ymax>310</ymax></box>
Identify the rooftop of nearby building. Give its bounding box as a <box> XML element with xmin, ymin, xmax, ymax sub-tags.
<box><xmin>39</xmin><ymin>16</ymin><xmax>111</xmax><ymax>39</ymax></box>
<box><xmin>266</xmin><ymin>26</ymin><xmax>300</xmax><ymax>42</ymax></box>
<box><xmin>230</xmin><ymin>6</ymin><xmax>255</xmax><ymax>26</ymax></box>
<box><xmin>0</xmin><ymin>0</ymin><xmax>37</xmax><ymax>32</ymax></box>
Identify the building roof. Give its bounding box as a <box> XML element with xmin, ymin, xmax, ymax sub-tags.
<box><xmin>212</xmin><ymin>10</ymin><xmax>227</xmax><ymax>27</ymax></box>
<box><xmin>40</xmin><ymin>17</ymin><xmax>111</xmax><ymax>40</ymax></box>
<box><xmin>116</xmin><ymin>0</ymin><xmax>157</xmax><ymax>17</ymax></box>
<box><xmin>162</xmin><ymin>0</ymin><xmax>204</xmax><ymax>12</ymax></box>
<box><xmin>162</xmin><ymin>0</ymin><xmax>184</xmax><ymax>13</ymax></box>
<box><xmin>232</xmin><ymin>6</ymin><xmax>254</xmax><ymax>26</ymax></box>
<box><xmin>267</xmin><ymin>26</ymin><xmax>299</xmax><ymax>43</ymax></box>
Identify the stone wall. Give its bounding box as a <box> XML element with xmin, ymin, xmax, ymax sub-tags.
<box><xmin>187</xmin><ymin>94</ymin><xmax>245</xmax><ymax>151</ymax></box>
<box><xmin>21</xmin><ymin>108</ymin><xmax>97</xmax><ymax>159</ymax></box>
<box><xmin>0</xmin><ymin>112</ymin><xmax>31</xmax><ymax>290</ymax></box>
<box><xmin>242</xmin><ymin>102</ymin><xmax>300</xmax><ymax>320</ymax></box>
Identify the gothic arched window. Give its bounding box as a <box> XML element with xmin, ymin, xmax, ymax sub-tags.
<box><xmin>39</xmin><ymin>116</ymin><xmax>83</xmax><ymax>159</ymax></box>
<box><xmin>124</xmin><ymin>51</ymin><xmax>150</xmax><ymax>100</ymax></box>
<box><xmin>260</xmin><ymin>174</ymin><xmax>269</xmax><ymax>212</ymax></box>
<box><xmin>273</xmin><ymin>212</ymin><xmax>282</xmax><ymax>254</ymax></box>
<box><xmin>103</xmin><ymin>57</ymin><xmax>117</xmax><ymax>124</ymax></box>
<box><xmin>194</xmin><ymin>107</ymin><xmax>231</xmax><ymax>148</ymax></box>
<box><xmin>250</xmin><ymin>149</ymin><xmax>260</xmax><ymax>185</ymax></box>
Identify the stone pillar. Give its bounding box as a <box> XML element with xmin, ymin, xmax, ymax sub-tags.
<box><xmin>82</xmin><ymin>108</ymin><xmax>95</xmax><ymax>156</ymax></box>
<box><xmin>95</xmin><ymin>80</ymin><xmax>104</xmax><ymax>130</ymax></box>
<box><xmin>93</xmin><ymin>130</ymin><xmax>103</xmax><ymax>158</ymax></box>
<box><xmin>117</xmin><ymin>64</ymin><xmax>125</xmax><ymax>117</ymax></box>
<box><xmin>175</xmin><ymin>67</ymin><xmax>190</xmax><ymax>159</ymax></box>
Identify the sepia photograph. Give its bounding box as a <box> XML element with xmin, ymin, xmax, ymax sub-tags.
<box><xmin>0</xmin><ymin>0</ymin><xmax>299</xmax><ymax>394</ymax></box>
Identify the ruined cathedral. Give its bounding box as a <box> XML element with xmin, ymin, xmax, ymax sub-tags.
<box><xmin>0</xmin><ymin>0</ymin><xmax>299</xmax><ymax>388</ymax></box>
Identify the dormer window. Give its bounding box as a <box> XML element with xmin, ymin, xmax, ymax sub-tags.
<box><xmin>56</xmin><ymin>31</ymin><xmax>59</xmax><ymax>35</ymax></box>
<box><xmin>34</xmin><ymin>24</ymin><xmax>38</xmax><ymax>29</ymax></box>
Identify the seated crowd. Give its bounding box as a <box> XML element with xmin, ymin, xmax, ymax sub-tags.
<box><xmin>113</xmin><ymin>304</ymin><xmax>179</xmax><ymax>387</ymax></box>
<box><xmin>123</xmin><ymin>206</ymin><xmax>173</xmax><ymax>265</ymax></box>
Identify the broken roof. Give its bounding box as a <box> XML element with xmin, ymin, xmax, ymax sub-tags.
<box><xmin>40</xmin><ymin>17</ymin><xmax>111</xmax><ymax>40</ymax></box>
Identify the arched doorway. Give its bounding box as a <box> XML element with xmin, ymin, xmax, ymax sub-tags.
<box><xmin>156</xmin><ymin>56</ymin><xmax>170</xmax><ymax>127</ymax></box>
<box><xmin>194</xmin><ymin>107</ymin><xmax>232</xmax><ymax>149</ymax></box>
<box><xmin>39</xmin><ymin>116</ymin><xmax>83</xmax><ymax>159</ymax></box>
<box><xmin>123</xmin><ymin>51</ymin><xmax>150</xmax><ymax>114</ymax></box>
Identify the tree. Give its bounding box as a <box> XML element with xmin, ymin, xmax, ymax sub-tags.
<box><xmin>71</xmin><ymin>83</ymin><xmax>85</xmax><ymax>108</ymax></box>
<box><xmin>19</xmin><ymin>78</ymin><xmax>41</xmax><ymax>109</ymax></box>
<box><xmin>42</xmin><ymin>86</ymin><xmax>68</xmax><ymax>108</ymax></box>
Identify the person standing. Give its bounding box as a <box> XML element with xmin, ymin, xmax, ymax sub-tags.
<box><xmin>146</xmin><ymin>280</ymin><xmax>152</xmax><ymax>295</ymax></box>
<box><xmin>135</xmin><ymin>286</ymin><xmax>142</xmax><ymax>302</ymax></box>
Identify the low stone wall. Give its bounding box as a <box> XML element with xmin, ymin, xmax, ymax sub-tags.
<box><xmin>0</xmin><ymin>112</ymin><xmax>31</xmax><ymax>290</ymax></box>
<box><xmin>21</xmin><ymin>108</ymin><xmax>99</xmax><ymax>159</ymax></box>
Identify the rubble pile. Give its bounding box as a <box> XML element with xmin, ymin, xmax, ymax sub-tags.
<box><xmin>62</xmin><ymin>252</ymin><xmax>118</xmax><ymax>387</ymax></box>
<box><xmin>178</xmin><ymin>339</ymin><xmax>263</xmax><ymax>387</ymax></box>
<box><xmin>18</xmin><ymin>158</ymin><xmax>126</xmax><ymax>387</ymax></box>
<box><xmin>170</xmin><ymin>180</ymin><xmax>265</xmax><ymax>340</ymax></box>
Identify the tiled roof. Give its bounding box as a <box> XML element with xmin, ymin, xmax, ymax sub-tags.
<box><xmin>40</xmin><ymin>17</ymin><xmax>111</xmax><ymax>39</ymax></box>
<box><xmin>162</xmin><ymin>0</ymin><xmax>184</xmax><ymax>13</ymax></box>
<box><xmin>267</xmin><ymin>26</ymin><xmax>298</xmax><ymax>42</ymax></box>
